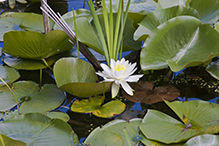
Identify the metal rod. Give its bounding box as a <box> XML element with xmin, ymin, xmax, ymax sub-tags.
<box><xmin>40</xmin><ymin>0</ymin><xmax>102</xmax><ymax>71</ymax></box>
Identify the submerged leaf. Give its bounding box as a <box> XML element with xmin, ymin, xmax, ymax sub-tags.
<box><xmin>123</xmin><ymin>81</ymin><xmax>179</xmax><ymax>104</ymax></box>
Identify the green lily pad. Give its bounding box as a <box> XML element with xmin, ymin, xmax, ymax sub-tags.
<box><xmin>3</xmin><ymin>30</ymin><xmax>72</xmax><ymax>60</ymax></box>
<box><xmin>53</xmin><ymin>57</ymin><xmax>111</xmax><ymax>97</ymax></box>
<box><xmin>3</xmin><ymin>55</ymin><xmax>55</xmax><ymax>70</ymax></box>
<box><xmin>0</xmin><ymin>12</ymin><xmax>54</xmax><ymax>41</ymax></box>
<box><xmin>0</xmin><ymin>65</ymin><xmax>20</xmax><ymax>87</ymax></box>
<box><xmin>71</xmin><ymin>96</ymin><xmax>126</xmax><ymax>118</ymax></box>
<box><xmin>140</xmin><ymin>100</ymin><xmax>219</xmax><ymax>144</ymax></box>
<box><xmin>156</xmin><ymin>0</ymin><xmax>189</xmax><ymax>10</ymax></box>
<box><xmin>189</xmin><ymin>0</ymin><xmax>219</xmax><ymax>24</ymax></box>
<box><xmin>206</xmin><ymin>60</ymin><xmax>219</xmax><ymax>80</ymax></box>
<box><xmin>75</xmin><ymin>13</ymin><xmax>141</xmax><ymax>55</ymax></box>
<box><xmin>184</xmin><ymin>134</ymin><xmax>219</xmax><ymax>146</ymax></box>
<box><xmin>134</xmin><ymin>6</ymin><xmax>199</xmax><ymax>41</ymax></box>
<box><xmin>0</xmin><ymin>134</ymin><xmax>26</xmax><ymax>146</ymax></box>
<box><xmin>215</xmin><ymin>21</ymin><xmax>219</xmax><ymax>33</ymax></box>
<box><xmin>84</xmin><ymin>118</ymin><xmax>142</xmax><ymax>145</ymax></box>
<box><xmin>105</xmin><ymin>0</ymin><xmax>157</xmax><ymax>13</ymax></box>
<box><xmin>0</xmin><ymin>113</ymin><xmax>78</xmax><ymax>145</ymax></box>
<box><xmin>44</xmin><ymin>112</ymin><xmax>70</xmax><ymax>122</ymax></box>
<box><xmin>0</xmin><ymin>81</ymin><xmax>65</xmax><ymax>113</ymax></box>
<box><xmin>140</xmin><ymin>16</ymin><xmax>219</xmax><ymax>72</ymax></box>
<box><xmin>53</xmin><ymin>9</ymin><xmax>92</xmax><ymax>30</ymax></box>
<box><xmin>156</xmin><ymin>0</ymin><xmax>219</xmax><ymax>24</ymax></box>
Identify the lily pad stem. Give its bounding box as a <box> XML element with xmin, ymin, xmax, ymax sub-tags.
<box><xmin>42</xmin><ymin>59</ymin><xmax>53</xmax><ymax>71</ymax></box>
<box><xmin>0</xmin><ymin>77</ymin><xmax>19</xmax><ymax>110</ymax></box>
<box><xmin>165</xmin><ymin>70</ymin><xmax>173</xmax><ymax>81</ymax></box>
<box><xmin>123</xmin><ymin>128</ymin><xmax>132</xmax><ymax>146</ymax></box>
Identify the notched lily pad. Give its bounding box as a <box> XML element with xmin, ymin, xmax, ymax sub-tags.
<box><xmin>123</xmin><ymin>81</ymin><xmax>179</xmax><ymax>104</ymax></box>
<box><xmin>70</xmin><ymin>96</ymin><xmax>126</xmax><ymax>118</ymax></box>
<box><xmin>3</xmin><ymin>30</ymin><xmax>72</xmax><ymax>60</ymax></box>
<box><xmin>140</xmin><ymin>16</ymin><xmax>219</xmax><ymax>72</ymax></box>
<box><xmin>44</xmin><ymin>111</ymin><xmax>70</xmax><ymax>122</ymax></box>
<box><xmin>0</xmin><ymin>65</ymin><xmax>20</xmax><ymax>86</ymax></box>
<box><xmin>0</xmin><ymin>134</ymin><xmax>26</xmax><ymax>146</ymax></box>
<box><xmin>206</xmin><ymin>60</ymin><xmax>219</xmax><ymax>80</ymax></box>
<box><xmin>84</xmin><ymin>118</ymin><xmax>142</xmax><ymax>146</ymax></box>
<box><xmin>54</xmin><ymin>57</ymin><xmax>111</xmax><ymax>97</ymax></box>
<box><xmin>0</xmin><ymin>12</ymin><xmax>54</xmax><ymax>41</ymax></box>
<box><xmin>0</xmin><ymin>81</ymin><xmax>65</xmax><ymax>113</ymax></box>
<box><xmin>3</xmin><ymin>55</ymin><xmax>55</xmax><ymax>70</ymax></box>
<box><xmin>134</xmin><ymin>6</ymin><xmax>199</xmax><ymax>41</ymax></box>
<box><xmin>0</xmin><ymin>113</ymin><xmax>78</xmax><ymax>146</ymax></box>
<box><xmin>140</xmin><ymin>100</ymin><xmax>219</xmax><ymax>144</ymax></box>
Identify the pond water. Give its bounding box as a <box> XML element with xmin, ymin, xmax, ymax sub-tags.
<box><xmin>1</xmin><ymin>0</ymin><xmax>219</xmax><ymax>145</ymax></box>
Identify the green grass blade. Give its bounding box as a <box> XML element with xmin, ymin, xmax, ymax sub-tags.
<box><xmin>112</xmin><ymin>0</ymin><xmax>122</xmax><ymax>60</ymax></box>
<box><xmin>72</xmin><ymin>8</ymin><xmax>80</xmax><ymax>59</ymax></box>
<box><xmin>86</xmin><ymin>0</ymin><xmax>110</xmax><ymax>65</ymax></box>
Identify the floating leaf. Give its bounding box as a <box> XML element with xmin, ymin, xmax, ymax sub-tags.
<box><xmin>140</xmin><ymin>16</ymin><xmax>219</xmax><ymax>72</ymax></box>
<box><xmin>105</xmin><ymin>0</ymin><xmax>157</xmax><ymax>13</ymax></box>
<box><xmin>156</xmin><ymin>0</ymin><xmax>219</xmax><ymax>24</ymax></box>
<box><xmin>123</xmin><ymin>81</ymin><xmax>179</xmax><ymax>104</ymax></box>
<box><xmin>3</xmin><ymin>56</ymin><xmax>55</xmax><ymax>70</ymax></box>
<box><xmin>156</xmin><ymin>0</ymin><xmax>188</xmax><ymax>10</ymax></box>
<box><xmin>3</xmin><ymin>30</ymin><xmax>72</xmax><ymax>60</ymax></box>
<box><xmin>215</xmin><ymin>21</ymin><xmax>219</xmax><ymax>33</ymax></box>
<box><xmin>84</xmin><ymin>118</ymin><xmax>142</xmax><ymax>146</ymax></box>
<box><xmin>44</xmin><ymin>112</ymin><xmax>70</xmax><ymax>122</ymax></box>
<box><xmin>0</xmin><ymin>12</ymin><xmax>54</xmax><ymax>41</ymax></box>
<box><xmin>75</xmin><ymin>14</ymin><xmax>141</xmax><ymax>55</ymax></box>
<box><xmin>0</xmin><ymin>81</ymin><xmax>65</xmax><ymax>113</ymax></box>
<box><xmin>0</xmin><ymin>134</ymin><xmax>26</xmax><ymax>146</ymax></box>
<box><xmin>189</xmin><ymin>0</ymin><xmax>219</xmax><ymax>24</ymax></box>
<box><xmin>0</xmin><ymin>113</ymin><xmax>78</xmax><ymax>145</ymax></box>
<box><xmin>206</xmin><ymin>60</ymin><xmax>219</xmax><ymax>80</ymax></box>
<box><xmin>71</xmin><ymin>96</ymin><xmax>126</xmax><ymax>118</ymax></box>
<box><xmin>54</xmin><ymin>57</ymin><xmax>111</xmax><ymax>97</ymax></box>
<box><xmin>134</xmin><ymin>6</ymin><xmax>199</xmax><ymax>41</ymax></box>
<box><xmin>184</xmin><ymin>134</ymin><xmax>219</xmax><ymax>146</ymax></box>
<box><xmin>0</xmin><ymin>65</ymin><xmax>20</xmax><ymax>87</ymax></box>
<box><xmin>140</xmin><ymin>100</ymin><xmax>219</xmax><ymax>144</ymax></box>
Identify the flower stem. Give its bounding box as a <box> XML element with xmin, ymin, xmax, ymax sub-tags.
<box><xmin>42</xmin><ymin>58</ymin><xmax>53</xmax><ymax>71</ymax></box>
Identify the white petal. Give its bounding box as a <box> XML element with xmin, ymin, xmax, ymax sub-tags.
<box><xmin>104</xmin><ymin>78</ymin><xmax>115</xmax><ymax>82</ymax></box>
<box><xmin>112</xmin><ymin>82</ymin><xmax>120</xmax><ymax>98</ymax></box>
<box><xmin>110</xmin><ymin>59</ymin><xmax>116</xmax><ymax>69</ymax></box>
<box><xmin>113</xmin><ymin>70</ymin><xmax>124</xmax><ymax>79</ymax></box>
<box><xmin>123</xmin><ymin>67</ymin><xmax>137</xmax><ymax>78</ymax></box>
<box><xmin>96</xmin><ymin>72</ymin><xmax>106</xmax><ymax>78</ymax></box>
<box><xmin>126</xmin><ymin>74</ymin><xmax>143</xmax><ymax>82</ymax></box>
<box><xmin>120</xmin><ymin>81</ymin><xmax>133</xmax><ymax>96</ymax></box>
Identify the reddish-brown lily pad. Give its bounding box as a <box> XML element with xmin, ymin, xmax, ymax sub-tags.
<box><xmin>123</xmin><ymin>81</ymin><xmax>179</xmax><ymax>104</ymax></box>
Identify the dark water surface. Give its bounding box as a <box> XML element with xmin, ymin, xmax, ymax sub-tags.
<box><xmin>1</xmin><ymin>0</ymin><xmax>219</xmax><ymax>144</ymax></box>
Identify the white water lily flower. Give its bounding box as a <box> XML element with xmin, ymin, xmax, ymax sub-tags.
<box><xmin>96</xmin><ymin>58</ymin><xmax>143</xmax><ymax>98</ymax></box>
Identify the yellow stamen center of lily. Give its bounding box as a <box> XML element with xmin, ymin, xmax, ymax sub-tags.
<box><xmin>114</xmin><ymin>64</ymin><xmax>125</xmax><ymax>72</ymax></box>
